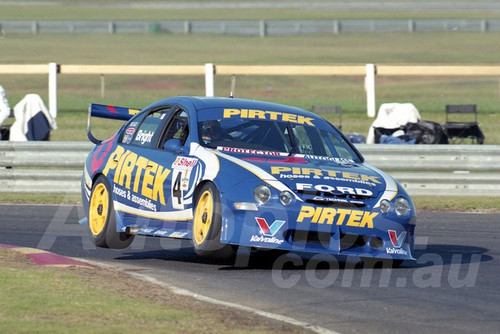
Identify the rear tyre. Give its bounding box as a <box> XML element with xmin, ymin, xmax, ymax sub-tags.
<box><xmin>192</xmin><ymin>182</ymin><xmax>235</xmax><ymax>260</ymax></box>
<box><xmin>88</xmin><ymin>175</ymin><xmax>134</xmax><ymax>249</ymax></box>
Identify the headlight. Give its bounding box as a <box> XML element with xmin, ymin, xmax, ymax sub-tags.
<box><xmin>380</xmin><ymin>199</ymin><xmax>391</xmax><ymax>214</ymax></box>
<box><xmin>279</xmin><ymin>191</ymin><xmax>293</xmax><ymax>206</ymax></box>
<box><xmin>254</xmin><ymin>185</ymin><xmax>271</xmax><ymax>205</ymax></box>
<box><xmin>394</xmin><ymin>197</ymin><xmax>411</xmax><ymax>216</ymax></box>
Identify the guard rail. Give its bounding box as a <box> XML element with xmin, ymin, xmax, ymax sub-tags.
<box><xmin>0</xmin><ymin>142</ymin><xmax>498</xmax><ymax>196</ymax></box>
<box><xmin>2</xmin><ymin>19</ymin><xmax>500</xmax><ymax>36</ymax></box>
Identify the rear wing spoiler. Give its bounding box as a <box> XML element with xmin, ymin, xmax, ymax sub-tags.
<box><xmin>87</xmin><ymin>103</ymin><xmax>140</xmax><ymax>144</ymax></box>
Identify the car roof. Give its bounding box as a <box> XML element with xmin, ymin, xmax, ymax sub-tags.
<box><xmin>148</xmin><ymin>96</ymin><xmax>317</xmax><ymax>119</ymax></box>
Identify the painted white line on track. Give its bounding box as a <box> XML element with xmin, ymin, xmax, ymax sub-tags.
<box><xmin>85</xmin><ymin>259</ymin><xmax>340</xmax><ymax>334</ymax></box>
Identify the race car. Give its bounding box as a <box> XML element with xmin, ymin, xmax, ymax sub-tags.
<box><xmin>80</xmin><ymin>96</ymin><xmax>416</xmax><ymax>264</ymax></box>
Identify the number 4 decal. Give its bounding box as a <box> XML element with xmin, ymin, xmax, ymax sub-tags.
<box><xmin>171</xmin><ymin>170</ymin><xmax>184</xmax><ymax>209</ymax></box>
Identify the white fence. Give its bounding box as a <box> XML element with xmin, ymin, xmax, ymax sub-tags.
<box><xmin>0</xmin><ymin>141</ymin><xmax>498</xmax><ymax>197</ymax></box>
<box><xmin>4</xmin><ymin>63</ymin><xmax>500</xmax><ymax>120</ymax></box>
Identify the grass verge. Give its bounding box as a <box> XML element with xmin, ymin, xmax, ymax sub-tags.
<box><xmin>0</xmin><ymin>248</ymin><xmax>302</xmax><ymax>334</ymax></box>
<box><xmin>412</xmin><ymin>196</ymin><xmax>500</xmax><ymax>213</ymax></box>
<box><xmin>2</xmin><ymin>33</ymin><xmax>500</xmax><ymax>142</ymax></box>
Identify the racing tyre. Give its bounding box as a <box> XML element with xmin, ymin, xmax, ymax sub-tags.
<box><xmin>192</xmin><ymin>182</ymin><xmax>235</xmax><ymax>260</ymax></box>
<box><xmin>88</xmin><ymin>175</ymin><xmax>134</xmax><ymax>249</ymax></box>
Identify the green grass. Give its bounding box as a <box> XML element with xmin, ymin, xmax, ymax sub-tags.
<box><xmin>0</xmin><ymin>268</ymin><xmax>190</xmax><ymax>333</ymax></box>
<box><xmin>0</xmin><ymin>249</ymin><xmax>298</xmax><ymax>334</ymax></box>
<box><xmin>1</xmin><ymin>33</ymin><xmax>500</xmax><ymax>142</ymax></box>
<box><xmin>1</xmin><ymin>1</ymin><xmax>500</xmax><ymax>21</ymax></box>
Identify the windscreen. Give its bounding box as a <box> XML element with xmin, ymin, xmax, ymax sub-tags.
<box><xmin>197</xmin><ymin>108</ymin><xmax>362</xmax><ymax>163</ymax></box>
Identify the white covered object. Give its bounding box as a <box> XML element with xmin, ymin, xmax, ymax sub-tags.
<box><xmin>10</xmin><ymin>94</ymin><xmax>57</xmax><ymax>141</ymax></box>
<box><xmin>366</xmin><ymin>103</ymin><xmax>421</xmax><ymax>144</ymax></box>
<box><xmin>0</xmin><ymin>85</ymin><xmax>10</xmax><ymax>127</ymax></box>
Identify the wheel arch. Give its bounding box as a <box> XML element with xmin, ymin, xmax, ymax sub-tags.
<box><xmin>89</xmin><ymin>172</ymin><xmax>120</xmax><ymax>233</ymax></box>
<box><xmin>193</xmin><ymin>179</ymin><xmax>220</xmax><ymax>204</ymax></box>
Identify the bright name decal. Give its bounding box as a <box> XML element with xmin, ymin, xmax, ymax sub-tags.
<box><xmin>297</xmin><ymin>205</ymin><xmax>378</xmax><ymax>228</ymax></box>
<box><xmin>223</xmin><ymin>108</ymin><xmax>315</xmax><ymax>126</ymax></box>
<box><xmin>135</xmin><ymin>129</ymin><xmax>154</xmax><ymax>145</ymax></box>
<box><xmin>102</xmin><ymin>146</ymin><xmax>171</xmax><ymax>205</ymax></box>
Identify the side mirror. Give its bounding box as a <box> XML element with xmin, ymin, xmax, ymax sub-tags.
<box><xmin>164</xmin><ymin>138</ymin><xmax>184</xmax><ymax>153</ymax></box>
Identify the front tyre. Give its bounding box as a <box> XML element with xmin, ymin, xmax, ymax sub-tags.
<box><xmin>88</xmin><ymin>175</ymin><xmax>134</xmax><ymax>249</ymax></box>
<box><xmin>192</xmin><ymin>182</ymin><xmax>235</xmax><ymax>260</ymax></box>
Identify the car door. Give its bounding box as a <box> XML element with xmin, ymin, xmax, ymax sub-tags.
<box><xmin>113</xmin><ymin>105</ymin><xmax>172</xmax><ymax>215</ymax></box>
<box><xmin>116</xmin><ymin>105</ymin><xmax>199</xmax><ymax>234</ymax></box>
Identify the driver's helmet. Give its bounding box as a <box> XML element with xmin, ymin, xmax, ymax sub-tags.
<box><xmin>201</xmin><ymin>120</ymin><xmax>223</xmax><ymax>142</ymax></box>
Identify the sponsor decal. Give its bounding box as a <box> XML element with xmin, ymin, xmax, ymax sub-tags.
<box><xmin>250</xmin><ymin>217</ymin><xmax>285</xmax><ymax>245</ymax></box>
<box><xmin>218</xmin><ymin>146</ymin><xmax>285</xmax><ymax>156</ymax></box>
<box><xmin>125</xmin><ymin>127</ymin><xmax>136</xmax><ymax>135</ymax></box>
<box><xmin>296</xmin><ymin>183</ymin><xmax>373</xmax><ymax>196</ymax></box>
<box><xmin>256</xmin><ymin>217</ymin><xmax>285</xmax><ymax>236</ymax></box>
<box><xmin>243</xmin><ymin>156</ymin><xmax>308</xmax><ymax>164</ymax></box>
<box><xmin>270</xmin><ymin>166</ymin><xmax>381</xmax><ymax>186</ymax></box>
<box><xmin>168</xmin><ymin>231</ymin><xmax>189</xmax><ymax>238</ymax></box>
<box><xmin>106</xmin><ymin>105</ymin><xmax>139</xmax><ymax>116</ymax></box>
<box><xmin>122</xmin><ymin>134</ymin><xmax>133</xmax><ymax>144</ymax></box>
<box><xmin>135</xmin><ymin>129</ymin><xmax>154</xmax><ymax>145</ymax></box>
<box><xmin>311</xmin><ymin>196</ymin><xmax>364</xmax><ymax>205</ymax></box>
<box><xmin>302</xmin><ymin>154</ymin><xmax>355</xmax><ymax>165</ymax></box>
<box><xmin>296</xmin><ymin>205</ymin><xmax>378</xmax><ymax>228</ymax></box>
<box><xmin>90</xmin><ymin>135</ymin><xmax>116</xmax><ymax>173</ymax></box>
<box><xmin>223</xmin><ymin>108</ymin><xmax>316</xmax><ymax>126</ymax></box>
<box><xmin>171</xmin><ymin>157</ymin><xmax>199</xmax><ymax>209</ymax></box>
<box><xmin>388</xmin><ymin>230</ymin><xmax>406</xmax><ymax>248</ymax></box>
<box><xmin>130</xmin><ymin>193</ymin><xmax>157</xmax><ymax>211</ymax></box>
<box><xmin>250</xmin><ymin>235</ymin><xmax>284</xmax><ymax>245</ymax></box>
<box><xmin>154</xmin><ymin>230</ymin><xmax>171</xmax><ymax>236</ymax></box>
<box><xmin>172</xmin><ymin>157</ymin><xmax>198</xmax><ymax>170</ymax></box>
<box><xmin>113</xmin><ymin>184</ymin><xmax>158</xmax><ymax>211</ymax></box>
<box><xmin>103</xmin><ymin>146</ymin><xmax>171</xmax><ymax>206</ymax></box>
<box><xmin>386</xmin><ymin>230</ymin><xmax>408</xmax><ymax>255</ymax></box>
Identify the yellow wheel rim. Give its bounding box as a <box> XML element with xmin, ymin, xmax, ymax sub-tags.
<box><xmin>89</xmin><ymin>183</ymin><xmax>109</xmax><ymax>237</ymax></box>
<box><xmin>193</xmin><ymin>190</ymin><xmax>213</xmax><ymax>245</ymax></box>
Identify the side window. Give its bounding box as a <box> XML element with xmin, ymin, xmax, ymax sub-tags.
<box><xmin>122</xmin><ymin>107</ymin><xmax>170</xmax><ymax>148</ymax></box>
<box><xmin>323</xmin><ymin>131</ymin><xmax>351</xmax><ymax>159</ymax></box>
<box><xmin>121</xmin><ymin>114</ymin><xmax>146</xmax><ymax>145</ymax></box>
<box><xmin>161</xmin><ymin>110</ymin><xmax>189</xmax><ymax>147</ymax></box>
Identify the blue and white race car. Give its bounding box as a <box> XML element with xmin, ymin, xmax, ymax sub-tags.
<box><xmin>81</xmin><ymin>96</ymin><xmax>416</xmax><ymax>264</ymax></box>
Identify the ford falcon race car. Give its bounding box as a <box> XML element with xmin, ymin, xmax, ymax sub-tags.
<box><xmin>81</xmin><ymin>96</ymin><xmax>416</xmax><ymax>264</ymax></box>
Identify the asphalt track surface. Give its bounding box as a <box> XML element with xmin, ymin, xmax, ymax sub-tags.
<box><xmin>1</xmin><ymin>203</ymin><xmax>499</xmax><ymax>334</ymax></box>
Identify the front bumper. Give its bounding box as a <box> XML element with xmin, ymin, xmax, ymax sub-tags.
<box><xmin>221</xmin><ymin>201</ymin><xmax>416</xmax><ymax>261</ymax></box>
